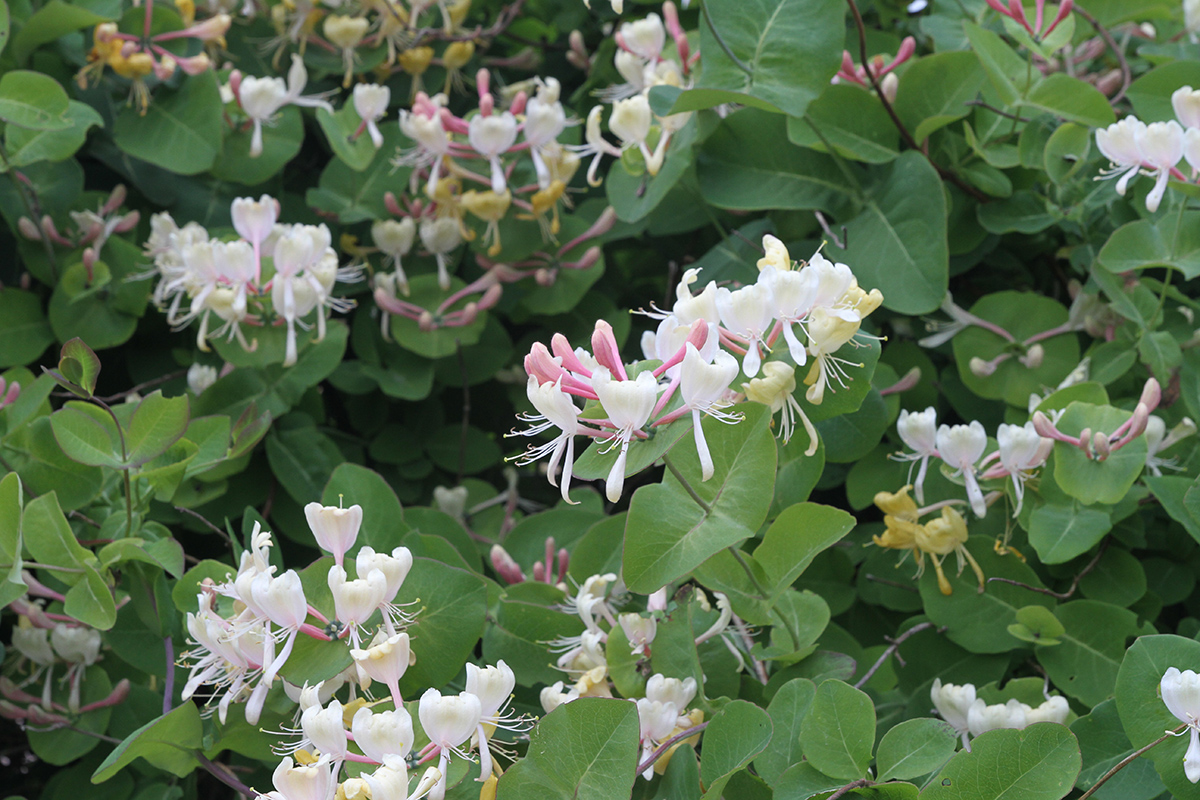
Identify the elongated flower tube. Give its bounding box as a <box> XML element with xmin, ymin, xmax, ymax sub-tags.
<box><xmin>896</xmin><ymin>407</ymin><xmax>938</xmax><ymax>504</ymax></box>
<box><xmin>351</xmin><ymin>632</ymin><xmax>410</xmax><ymax>705</ymax></box>
<box><xmin>593</xmin><ymin>368</ymin><xmax>658</xmax><ymax>502</ymax></box>
<box><xmin>680</xmin><ymin>345</ymin><xmax>740</xmax><ymax>480</ymax></box>
<box><xmin>419</xmin><ymin>689</ymin><xmax>483</xmax><ymax>800</ymax></box>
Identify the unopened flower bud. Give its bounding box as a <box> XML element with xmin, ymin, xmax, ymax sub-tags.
<box><xmin>969</xmin><ymin>356</ymin><xmax>996</xmax><ymax>377</ymax></box>
<box><xmin>418</xmin><ymin>310</ymin><xmax>435</xmax><ymax>331</ymax></box>
<box><xmin>1093</xmin><ymin>431</ymin><xmax>1111</xmax><ymax>460</ymax></box>
<box><xmin>535</xmin><ymin>267</ymin><xmax>555</xmax><ymax>286</ymax></box>
<box><xmin>880</xmin><ymin>71</ymin><xmax>898</xmax><ymax>104</ymax></box>
<box><xmin>18</xmin><ymin>217</ymin><xmax>41</xmax><ymax>240</ymax></box>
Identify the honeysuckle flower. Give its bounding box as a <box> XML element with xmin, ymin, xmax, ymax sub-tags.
<box><xmin>636</xmin><ymin>698</ymin><xmax>679</xmax><ymax>779</ymax></box>
<box><xmin>1184</xmin><ymin>127</ymin><xmax>1200</xmax><ymax>176</ymax></box>
<box><xmin>49</xmin><ymin>625</ymin><xmax>101</xmax><ymax>665</ymax></box>
<box><xmin>351</xmin><ymin>706</ymin><xmax>415</xmax><ymax>763</ymax></box>
<box><xmin>914</xmin><ymin>506</ymin><xmax>985</xmax><ymax>595</ymax></box>
<box><xmin>609</xmin><ymin>95</ymin><xmax>652</xmax><ymax>150</ymax></box>
<box><xmin>468</xmin><ymin>111</ymin><xmax>519</xmax><ymax>193</ymax></box>
<box><xmin>756</xmin><ymin>234</ymin><xmax>792</xmax><ymax>272</ymax></box>
<box><xmin>231</xmin><ymin>194</ymin><xmax>277</xmax><ymax>273</ymax></box>
<box><xmin>804</xmin><ymin>306</ymin><xmax>863</xmax><ymax>405</ymax></box>
<box><xmin>618</xmin><ymin>613</ymin><xmax>657</xmax><ymax>656</ymax></box>
<box><xmin>300</xmin><ymin>698</ymin><xmax>349</xmax><ymax>761</ymax></box>
<box><xmin>259</xmin><ymin>755</ymin><xmax>338</xmax><ymax>800</ymax></box>
<box><xmin>936</xmin><ymin>422</ymin><xmax>988</xmax><ymax>517</ymax></box>
<box><xmin>742</xmin><ymin>361</ymin><xmax>818</xmax><ymax>452</ymax></box>
<box><xmin>524</xmin><ymin>78</ymin><xmax>568</xmax><ymax>189</ymax></box>
<box><xmin>510</xmin><ymin>376</ymin><xmax>585</xmax><ymax>503</ymax></box>
<box><xmin>372</xmin><ymin>217</ymin><xmax>417</xmax><ymax>294</ymax></box>
<box><xmin>1145</xmin><ymin>415</ymin><xmax>1197</xmax><ymax>476</ymax></box>
<box><xmin>238</xmin><ymin>75</ymin><xmax>289</xmax><ymax>157</ymax></box>
<box><xmin>995</xmin><ymin>422</ymin><xmax>1051</xmax><ymax>515</ymax></box>
<box><xmin>398</xmin><ymin>102</ymin><xmax>453</xmax><ymax>196</ymax></box>
<box><xmin>593</xmin><ymin>367</ymin><xmax>658</xmax><ymax>502</ymax></box>
<box><xmin>324</xmin><ymin>15</ymin><xmax>369</xmax><ymax>86</ymax></box>
<box><xmin>930</xmin><ymin>679</ymin><xmax>975</xmax><ymax>746</ymax></box>
<box><xmin>1137</xmin><ymin>120</ymin><xmax>1184</xmax><ymax>212</ymax></box>
<box><xmin>419</xmin><ymin>689</ymin><xmax>483</xmax><ymax>800</ymax></box>
<box><xmin>187</xmin><ymin>363</ymin><xmax>218</xmax><ymax>395</ymax></box>
<box><xmin>350</xmin><ymin>632</ymin><xmax>410</xmax><ymax>703</ymax></box>
<box><xmin>1025</xmin><ymin>696</ymin><xmax>1070</xmax><ymax>725</ymax></box>
<box><xmin>459</xmin><ymin>189</ymin><xmax>512</xmax><ymax>256</ymax></box>
<box><xmin>327</xmin><ymin>566</ymin><xmax>388</xmax><ymax>645</ymax></box>
<box><xmin>1096</xmin><ymin>117</ymin><xmax>1148</xmax><ymax>196</ymax></box>
<box><xmin>353</xmin><ymin>84</ymin><xmax>390</xmax><ymax>148</ymax></box>
<box><xmin>465</xmin><ymin>660</ymin><xmax>517</xmax><ymax>780</ymax></box>
<box><xmin>1162</xmin><ymin>666</ymin><xmax>1200</xmax><ymax>782</ymax></box>
<box><xmin>1174</xmin><ymin>86</ymin><xmax>1200</xmax><ymax>128</ymax></box>
<box><xmin>356</xmin><ymin>546</ymin><xmax>414</xmax><ymax>605</ymax></box>
<box><xmin>680</xmin><ymin>345</ymin><xmax>741</xmax><ymax>480</ymax></box>
<box><xmin>715</xmin><ymin>283</ymin><xmax>773</xmax><ymax>377</ymax></box>
<box><xmin>668</xmin><ymin>268</ymin><xmax>720</xmax><ymax>326</ymax></box>
<box><xmin>967</xmin><ymin>698</ymin><xmax>1027</xmax><ymax>737</ymax></box>
<box><xmin>419</xmin><ymin>216</ymin><xmax>463</xmax><ymax>290</ymax></box>
<box><xmin>619</xmin><ymin>13</ymin><xmax>665</xmax><ymax>61</ymax></box>
<box><xmin>645</xmin><ymin>674</ymin><xmax>696</xmax><ymax>712</ymax></box>
<box><xmin>896</xmin><ymin>407</ymin><xmax>938</xmax><ymax>504</ymax></box>
<box><xmin>304</xmin><ymin>502</ymin><xmax>362</xmax><ymax>566</ymax></box>
<box><xmin>540</xmin><ymin>680</ymin><xmax>579</xmax><ymax>712</ymax></box>
<box><xmin>249</xmin><ymin>568</ymin><xmax>308</xmax><ymax>682</ymax></box>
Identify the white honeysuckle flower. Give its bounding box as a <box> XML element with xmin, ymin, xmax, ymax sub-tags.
<box><xmin>327</xmin><ymin>565</ymin><xmax>388</xmax><ymax>645</ymax></box>
<box><xmin>419</xmin><ymin>688</ymin><xmax>484</xmax><ymax>800</ymax></box>
<box><xmin>806</xmin><ymin>253</ymin><xmax>857</xmax><ymax>314</ymax></box>
<box><xmin>466</xmin><ymin>660</ymin><xmax>516</xmax><ymax>720</ymax></box>
<box><xmin>609</xmin><ymin>95</ymin><xmax>653</xmax><ymax>158</ymax></box>
<box><xmin>356</xmin><ymin>546</ymin><xmax>413</xmax><ymax>600</ymax></box>
<box><xmin>936</xmin><ymin>422</ymin><xmax>988</xmax><ymax>518</ymax></box>
<box><xmin>468</xmin><ymin>111</ymin><xmax>519</xmax><ymax>194</ymax></box>
<box><xmin>524</xmin><ymin>78</ymin><xmax>568</xmax><ymax>189</ymax></box>
<box><xmin>1185</xmin><ymin>127</ymin><xmax>1200</xmax><ymax>177</ymax></box>
<box><xmin>238</xmin><ymin>76</ymin><xmax>289</xmax><ymax>157</ymax></box>
<box><xmin>540</xmin><ymin>680</ymin><xmax>579</xmax><ymax>713</ymax></box>
<box><xmin>284</xmin><ymin>54</ymin><xmax>335</xmax><ymax>112</ymax></box>
<box><xmin>996</xmin><ymin>422</ymin><xmax>1051</xmax><ymax>515</ymax></box>
<box><xmin>930</xmin><ymin>679</ymin><xmax>975</xmax><ymax>743</ymax></box>
<box><xmin>231</xmin><ymin>194</ymin><xmax>278</xmax><ymax>254</ymax></box>
<box><xmin>49</xmin><ymin>625</ymin><xmax>101</xmax><ymax>665</ymax></box>
<box><xmin>398</xmin><ymin>109</ymin><xmax>452</xmax><ymax>195</ymax></box>
<box><xmin>592</xmin><ymin>368</ymin><xmax>659</xmax><ymax>502</ymax></box>
<box><xmin>1163</xmin><ymin>667</ymin><xmax>1200</xmax><ymax>782</ymax></box>
<box><xmin>555</xmin><ymin>628</ymin><xmax>608</xmax><ymax>674</ymax></box>
<box><xmin>304</xmin><ymin>502</ymin><xmax>363</xmax><ymax>566</ymax></box>
<box><xmin>680</xmin><ymin>345</ymin><xmax>741</xmax><ymax>480</ymax></box>
<box><xmin>372</xmin><ymin>217</ymin><xmax>416</xmax><ymax>294</ymax></box>
<box><xmin>757</xmin><ymin>234</ymin><xmax>791</xmax><ymax>272</ymax></box>
<box><xmin>362</xmin><ymin>757</ymin><xmax>416</xmax><ymax>800</ymax></box>
<box><xmin>1145</xmin><ymin>415</ymin><xmax>1198</xmax><ymax>476</ymax></box>
<box><xmin>1024</xmin><ymin>696</ymin><xmax>1070</xmax><ymax>725</ymax></box>
<box><xmin>804</xmin><ymin>306</ymin><xmax>863</xmax><ymax>405</ymax></box>
<box><xmin>1096</xmin><ymin>117</ymin><xmax>1147</xmax><ymax>197</ymax></box>
<box><xmin>1175</xmin><ymin>86</ymin><xmax>1200</xmax><ymax>128</ymax></box>
<box><xmin>619</xmin><ymin>13</ymin><xmax>665</xmax><ymax>61</ymax></box>
<box><xmin>261</xmin><ymin>755</ymin><xmax>338</xmax><ymax>800</ymax></box>
<box><xmin>511</xmin><ymin>376</ymin><xmax>583</xmax><ymax>504</ymax></box>
<box><xmin>1136</xmin><ymin>120</ymin><xmax>1183</xmax><ymax>212</ymax></box>
<box><xmin>618</xmin><ymin>613</ymin><xmax>656</xmax><ymax>656</ymax></box>
<box><xmin>351</xmin><ymin>706</ymin><xmax>415</xmax><ymax>763</ymax></box>
<box><xmin>896</xmin><ymin>407</ymin><xmax>938</xmax><ymax>504</ymax></box>
<box><xmin>284</xmin><ymin>676</ymin><xmax>345</xmax><ymax>710</ymax></box>
<box><xmin>966</xmin><ymin>698</ymin><xmax>1027</xmax><ymax>737</ymax></box>
<box><xmin>645</xmin><ymin>674</ymin><xmax>696</xmax><ymax>711</ymax></box>
<box><xmin>350</xmin><ymin>631</ymin><xmax>411</xmax><ymax>700</ymax></box>
<box><xmin>300</xmin><ymin>698</ymin><xmax>349</xmax><ymax>761</ymax></box>
<box><xmin>758</xmin><ymin>263</ymin><xmax>817</xmax><ymax>365</ymax></box>
<box><xmin>353</xmin><ymin>83</ymin><xmax>390</xmax><ymax>148</ymax></box>
<box><xmin>715</xmin><ymin>283</ymin><xmax>774</xmax><ymax>377</ymax></box>
<box><xmin>419</xmin><ymin>216</ymin><xmax>463</xmax><ymax>291</ymax></box>
<box><xmin>187</xmin><ymin>363</ymin><xmax>218</xmax><ymax>395</ymax></box>
<box><xmin>636</xmin><ymin>698</ymin><xmax>679</xmax><ymax>779</ymax></box>
<box><xmin>670</xmin><ymin>269</ymin><xmax>720</xmax><ymax>325</ymax></box>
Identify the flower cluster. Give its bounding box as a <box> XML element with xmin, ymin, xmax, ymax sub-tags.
<box><xmin>144</xmin><ymin>194</ymin><xmax>359</xmax><ymax>366</ymax></box>
<box><xmin>871</xmin><ymin>486</ymin><xmax>986</xmax><ymax>596</ymax></box>
<box><xmin>3</xmin><ymin>600</ymin><xmax>115</xmax><ymax>718</ymax></box>
<box><xmin>180</xmin><ymin>501</ymin><xmax>413</xmax><ymax>724</ymax></box>
<box><xmin>930</xmin><ymin>679</ymin><xmax>1070</xmax><ymax>751</ymax></box>
<box><xmin>1094</xmin><ymin>85</ymin><xmax>1200</xmax><ymax>212</ymax></box>
<box><xmin>578</xmin><ymin>5</ymin><xmax>696</xmax><ymax>184</ymax></box>
<box><xmin>513</xmin><ymin>233</ymin><xmax>882</xmax><ymax>503</ymax></box>
<box><xmin>18</xmin><ymin>184</ymin><xmax>140</xmax><ymax>264</ymax></box>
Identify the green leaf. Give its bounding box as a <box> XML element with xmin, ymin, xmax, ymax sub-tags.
<box><xmin>894</xmin><ymin>51</ymin><xmax>988</xmax><ymax>142</ymax></box>
<box><xmin>126</xmin><ymin>391</ymin><xmax>189</xmax><ymax>467</ymax></box>
<box><xmin>876</xmin><ymin>718</ymin><xmax>958</xmax><ymax>782</ymax></box>
<box><xmin>826</xmin><ymin>151</ymin><xmax>948</xmax><ymax>315</ymax></box>
<box><xmin>6</xmin><ymin>101</ymin><xmax>103</xmax><ymax>167</ymax></box>
<box><xmin>800</xmin><ymin>679</ymin><xmax>875</xmax><ymax>780</ymax></box>
<box><xmin>1097</xmin><ymin>211</ymin><xmax>1200</xmax><ymax>278</ymax></box>
<box><xmin>752</xmin><ymin>502</ymin><xmax>855</xmax><ymax>601</ymax></box>
<box><xmin>0</xmin><ymin>289</ymin><xmax>54</xmax><ymax>367</ymax></box>
<box><xmin>1027</xmin><ymin>503</ymin><xmax>1112</xmax><ymax>565</ymax></box>
<box><xmin>1052</xmin><ymin>403</ymin><xmax>1147</xmax><ymax>505</ymax></box>
<box><xmin>59</xmin><ymin>337</ymin><xmax>101</xmax><ymax>397</ymax></box>
<box><xmin>1022</xmin><ymin>74</ymin><xmax>1115</xmax><ymax>128</ymax></box>
<box><xmin>754</xmin><ymin>678</ymin><xmax>815</xmax><ymax>784</ymax></box>
<box><xmin>787</xmin><ymin>84</ymin><xmax>900</xmax><ymax>164</ymax></box>
<box><xmin>265</xmin><ymin>420</ymin><xmax>345</xmax><ymax>506</ymax></box>
<box><xmin>1127</xmin><ymin>61</ymin><xmax>1200</xmax><ymax>123</ymax></box>
<box><xmin>920</xmin><ymin>724</ymin><xmax>1080</xmax><ymax>800</ymax></box>
<box><xmin>12</xmin><ymin>0</ymin><xmax>113</xmax><ymax>64</ymax></box>
<box><xmin>306</xmin><ymin>123</ymin><xmax>409</xmax><ymax>222</ymax></box>
<box><xmin>63</xmin><ymin>565</ymin><xmax>117</xmax><ymax>630</ymax></box>
<box><xmin>623</xmin><ymin>406</ymin><xmax>777</xmax><ymax>593</ymax></box>
<box><xmin>212</xmin><ymin>105</ymin><xmax>304</xmax><ymax>186</ymax></box>
<box><xmin>571</xmin><ymin>416</ymin><xmax>691</xmax><ymax>483</ymax></box>
<box><xmin>49</xmin><ymin>402</ymin><xmax>124</xmax><ymax>468</ymax></box>
<box><xmin>1039</xmin><ymin>601</ymin><xmax>1148</xmax><ymax>707</ymax></box>
<box><xmin>112</xmin><ymin>71</ymin><xmax>222</xmax><ymax>175</ymax></box>
<box><xmin>316</xmin><ymin>105</ymin><xmax>379</xmax><ymax>171</ymax></box>
<box><xmin>605</xmin><ymin>118</ymin><xmax>699</xmax><ymax>224</ymax></box>
<box><xmin>963</xmin><ymin>23</ymin><xmax>1031</xmax><ymax>106</ymax></box>
<box><xmin>976</xmin><ymin>191</ymin><xmax>1055</xmax><ymax>235</ymax></box>
<box><xmin>396</xmin><ymin>558</ymin><xmax>487</xmax><ymax>693</ymax></box>
<box><xmin>697</xmin><ymin>0</ymin><xmax>844</xmax><ymax>119</ymax></box>
<box><xmin>91</xmin><ymin>702</ymin><xmax>202</xmax><ymax>782</ymax></box>
<box><xmin>700</xmin><ymin>700</ymin><xmax>774</xmax><ymax>790</ymax></box>
<box><xmin>495</xmin><ymin>698</ymin><xmax>640</xmax><ymax>800</ymax></box>
<box><xmin>1072</xmin><ymin>700</ymin><xmax>1166</xmax><ymax>800</ymax></box>
<box><xmin>21</xmin><ymin>490</ymin><xmax>94</xmax><ymax>573</ymax></box>
<box><xmin>918</xmin><ymin>537</ymin><xmax>1054</xmax><ymax>654</ymax></box>
<box><xmin>698</xmin><ymin>109</ymin><xmax>849</xmax><ymax>212</ymax></box>
<box><xmin>0</xmin><ymin>70</ymin><xmax>70</xmax><ymax>129</ymax></box>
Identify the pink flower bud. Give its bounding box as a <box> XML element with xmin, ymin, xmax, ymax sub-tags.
<box><xmin>17</xmin><ymin>217</ymin><xmax>40</xmax><ymax>240</ymax></box>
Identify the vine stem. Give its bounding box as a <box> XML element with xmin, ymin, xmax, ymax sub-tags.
<box><xmin>853</xmin><ymin>621</ymin><xmax>936</xmax><ymax>690</ymax></box>
<box><xmin>728</xmin><ymin>546</ymin><xmax>770</xmax><ymax>602</ymax></box>
<box><xmin>700</xmin><ymin>0</ymin><xmax>752</xmax><ymax>75</ymax></box>
<box><xmin>1072</xmin><ymin>4</ymin><xmax>1131</xmax><ymax>105</ymax></box>
<box><xmin>635</xmin><ymin>721</ymin><xmax>709</xmax><ymax>775</ymax></box>
<box><xmin>662</xmin><ymin>454</ymin><xmax>711</xmax><ymax>514</ymax></box>
<box><xmin>1077</xmin><ymin>723</ymin><xmax>1185</xmax><ymax>800</ymax></box>
<box><xmin>828</xmin><ymin>780</ymin><xmax>874</xmax><ymax>800</ymax></box>
<box><xmin>195</xmin><ymin>752</ymin><xmax>256</xmax><ymax>798</ymax></box>
<box><xmin>987</xmin><ymin>539</ymin><xmax>1108</xmax><ymax>600</ymax></box>
<box><xmin>0</xmin><ymin>140</ymin><xmax>59</xmax><ymax>280</ymax></box>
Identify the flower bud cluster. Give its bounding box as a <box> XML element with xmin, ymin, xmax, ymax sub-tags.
<box><xmin>180</xmin><ymin>501</ymin><xmax>413</xmax><ymax>725</ymax></box>
<box><xmin>930</xmin><ymin>679</ymin><xmax>1070</xmax><ymax>751</ymax></box>
<box><xmin>4</xmin><ymin>610</ymin><xmax>107</xmax><ymax>717</ymax></box>
<box><xmin>144</xmin><ymin>194</ymin><xmax>359</xmax><ymax>366</ymax></box>
<box><xmin>512</xmin><ymin>234</ymin><xmax>882</xmax><ymax>503</ymax></box>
